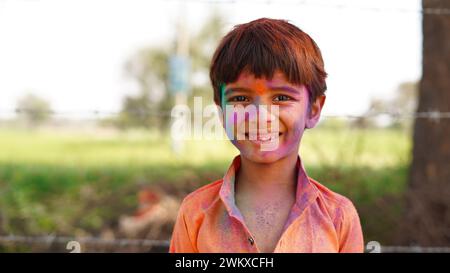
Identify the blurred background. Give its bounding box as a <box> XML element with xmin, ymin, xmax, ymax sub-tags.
<box><xmin>0</xmin><ymin>0</ymin><xmax>449</xmax><ymax>252</ymax></box>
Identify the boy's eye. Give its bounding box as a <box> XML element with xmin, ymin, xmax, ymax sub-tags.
<box><xmin>273</xmin><ymin>95</ymin><xmax>291</xmax><ymax>102</ymax></box>
<box><xmin>229</xmin><ymin>95</ymin><xmax>249</xmax><ymax>102</ymax></box>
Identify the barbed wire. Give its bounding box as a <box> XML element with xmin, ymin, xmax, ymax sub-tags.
<box><xmin>165</xmin><ymin>0</ymin><xmax>450</xmax><ymax>15</ymax></box>
<box><xmin>0</xmin><ymin>235</ymin><xmax>170</xmax><ymax>251</ymax></box>
<box><xmin>1</xmin><ymin>235</ymin><xmax>450</xmax><ymax>253</ymax></box>
<box><xmin>381</xmin><ymin>245</ymin><xmax>450</xmax><ymax>253</ymax></box>
<box><xmin>0</xmin><ymin>108</ymin><xmax>173</xmax><ymax>118</ymax></box>
<box><xmin>323</xmin><ymin>111</ymin><xmax>450</xmax><ymax>120</ymax></box>
<box><xmin>2</xmin><ymin>108</ymin><xmax>450</xmax><ymax>120</ymax></box>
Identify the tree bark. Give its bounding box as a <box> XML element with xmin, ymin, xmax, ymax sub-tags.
<box><xmin>406</xmin><ymin>0</ymin><xmax>450</xmax><ymax>245</ymax></box>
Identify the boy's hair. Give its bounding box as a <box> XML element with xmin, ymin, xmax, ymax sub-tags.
<box><xmin>210</xmin><ymin>18</ymin><xmax>327</xmax><ymax>106</ymax></box>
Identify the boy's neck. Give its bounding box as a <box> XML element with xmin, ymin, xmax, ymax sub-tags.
<box><xmin>236</xmin><ymin>152</ymin><xmax>299</xmax><ymax>196</ymax></box>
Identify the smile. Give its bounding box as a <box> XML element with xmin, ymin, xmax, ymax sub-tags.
<box><xmin>244</xmin><ymin>132</ymin><xmax>283</xmax><ymax>143</ymax></box>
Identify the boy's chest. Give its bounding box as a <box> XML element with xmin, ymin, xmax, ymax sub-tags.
<box><xmin>238</xmin><ymin>199</ymin><xmax>294</xmax><ymax>253</ymax></box>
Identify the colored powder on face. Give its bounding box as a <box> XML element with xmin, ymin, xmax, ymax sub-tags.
<box><xmin>220</xmin><ymin>83</ymin><xmax>236</xmax><ymax>140</ymax></box>
<box><xmin>253</xmin><ymin>81</ymin><xmax>266</xmax><ymax>96</ymax></box>
<box><xmin>220</xmin><ymin>83</ymin><xmax>226</xmax><ymax>110</ymax></box>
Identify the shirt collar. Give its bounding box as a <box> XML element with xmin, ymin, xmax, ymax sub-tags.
<box><xmin>219</xmin><ymin>154</ymin><xmax>318</xmax><ymax>222</ymax></box>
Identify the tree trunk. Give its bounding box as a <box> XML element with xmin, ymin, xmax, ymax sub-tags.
<box><xmin>406</xmin><ymin>0</ymin><xmax>450</xmax><ymax>245</ymax></box>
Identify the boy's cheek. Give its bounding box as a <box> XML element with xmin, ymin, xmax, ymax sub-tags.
<box><xmin>293</xmin><ymin>119</ymin><xmax>307</xmax><ymax>135</ymax></box>
<box><xmin>284</xmin><ymin>120</ymin><xmax>306</xmax><ymax>144</ymax></box>
<box><xmin>223</xmin><ymin>110</ymin><xmax>246</xmax><ymax>139</ymax></box>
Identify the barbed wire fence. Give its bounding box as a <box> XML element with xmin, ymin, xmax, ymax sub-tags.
<box><xmin>1</xmin><ymin>235</ymin><xmax>450</xmax><ymax>253</ymax></box>
<box><xmin>2</xmin><ymin>108</ymin><xmax>450</xmax><ymax>119</ymax></box>
<box><xmin>0</xmin><ymin>235</ymin><xmax>170</xmax><ymax>253</ymax></box>
<box><xmin>165</xmin><ymin>0</ymin><xmax>450</xmax><ymax>16</ymax></box>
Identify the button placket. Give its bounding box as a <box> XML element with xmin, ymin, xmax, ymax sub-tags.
<box><xmin>248</xmin><ymin>236</ymin><xmax>254</xmax><ymax>245</ymax></box>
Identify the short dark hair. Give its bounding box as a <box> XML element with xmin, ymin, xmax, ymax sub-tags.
<box><xmin>210</xmin><ymin>18</ymin><xmax>327</xmax><ymax>106</ymax></box>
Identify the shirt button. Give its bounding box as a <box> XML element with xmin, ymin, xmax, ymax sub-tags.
<box><xmin>248</xmin><ymin>237</ymin><xmax>254</xmax><ymax>245</ymax></box>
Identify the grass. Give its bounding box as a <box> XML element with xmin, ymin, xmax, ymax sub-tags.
<box><xmin>0</xmin><ymin>126</ymin><xmax>412</xmax><ymax>249</ymax></box>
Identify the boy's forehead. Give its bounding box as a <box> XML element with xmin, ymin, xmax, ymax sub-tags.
<box><xmin>234</xmin><ymin>70</ymin><xmax>288</xmax><ymax>84</ymax></box>
<box><xmin>228</xmin><ymin>70</ymin><xmax>303</xmax><ymax>94</ymax></box>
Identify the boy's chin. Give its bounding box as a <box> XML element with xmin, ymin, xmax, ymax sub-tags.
<box><xmin>238</xmin><ymin>148</ymin><xmax>287</xmax><ymax>164</ymax></box>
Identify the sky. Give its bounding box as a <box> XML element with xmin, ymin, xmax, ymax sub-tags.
<box><xmin>0</xmin><ymin>0</ymin><xmax>422</xmax><ymax>119</ymax></box>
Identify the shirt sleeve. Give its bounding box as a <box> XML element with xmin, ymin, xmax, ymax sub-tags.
<box><xmin>169</xmin><ymin>200</ymin><xmax>197</xmax><ymax>253</ymax></box>
<box><xmin>338</xmin><ymin>201</ymin><xmax>364</xmax><ymax>253</ymax></box>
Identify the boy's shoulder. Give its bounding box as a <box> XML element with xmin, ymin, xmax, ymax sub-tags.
<box><xmin>308</xmin><ymin>177</ymin><xmax>358</xmax><ymax>215</ymax></box>
<box><xmin>179</xmin><ymin>179</ymin><xmax>223</xmax><ymax>212</ymax></box>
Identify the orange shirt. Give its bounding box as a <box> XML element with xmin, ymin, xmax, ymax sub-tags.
<box><xmin>169</xmin><ymin>155</ymin><xmax>364</xmax><ymax>253</ymax></box>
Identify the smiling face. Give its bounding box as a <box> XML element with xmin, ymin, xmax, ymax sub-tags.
<box><xmin>220</xmin><ymin>70</ymin><xmax>326</xmax><ymax>164</ymax></box>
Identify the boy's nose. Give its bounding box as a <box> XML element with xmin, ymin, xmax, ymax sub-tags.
<box><xmin>246</xmin><ymin>103</ymin><xmax>278</xmax><ymax>126</ymax></box>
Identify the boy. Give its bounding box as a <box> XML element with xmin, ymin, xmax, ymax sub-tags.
<box><xmin>169</xmin><ymin>18</ymin><xmax>364</xmax><ymax>253</ymax></box>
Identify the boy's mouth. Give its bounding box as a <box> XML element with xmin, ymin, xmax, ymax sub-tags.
<box><xmin>244</xmin><ymin>132</ymin><xmax>283</xmax><ymax>143</ymax></box>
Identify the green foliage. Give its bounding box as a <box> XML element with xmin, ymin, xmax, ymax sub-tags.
<box><xmin>356</xmin><ymin>81</ymin><xmax>418</xmax><ymax>130</ymax></box>
<box><xmin>15</xmin><ymin>93</ymin><xmax>52</xmax><ymax>127</ymax></box>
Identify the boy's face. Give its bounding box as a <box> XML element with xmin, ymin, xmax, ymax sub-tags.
<box><xmin>220</xmin><ymin>70</ymin><xmax>325</xmax><ymax>164</ymax></box>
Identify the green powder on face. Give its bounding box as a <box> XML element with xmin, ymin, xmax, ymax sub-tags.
<box><xmin>220</xmin><ymin>83</ymin><xmax>226</xmax><ymax>110</ymax></box>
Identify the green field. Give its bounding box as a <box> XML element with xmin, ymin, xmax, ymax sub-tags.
<box><xmin>0</xmin><ymin>126</ymin><xmax>411</xmax><ymax>249</ymax></box>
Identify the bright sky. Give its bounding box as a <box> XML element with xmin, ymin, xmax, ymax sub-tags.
<box><xmin>0</xmin><ymin>0</ymin><xmax>421</xmax><ymax>118</ymax></box>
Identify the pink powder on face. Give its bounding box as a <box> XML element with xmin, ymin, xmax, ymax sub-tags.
<box><xmin>222</xmin><ymin>74</ymin><xmax>311</xmax><ymax>157</ymax></box>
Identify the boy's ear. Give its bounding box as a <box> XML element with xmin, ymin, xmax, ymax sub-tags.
<box><xmin>305</xmin><ymin>95</ymin><xmax>326</xmax><ymax>129</ymax></box>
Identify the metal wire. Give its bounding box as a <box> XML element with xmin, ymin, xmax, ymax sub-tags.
<box><xmin>3</xmin><ymin>108</ymin><xmax>450</xmax><ymax>120</ymax></box>
<box><xmin>381</xmin><ymin>245</ymin><xmax>450</xmax><ymax>253</ymax></box>
<box><xmin>164</xmin><ymin>0</ymin><xmax>450</xmax><ymax>15</ymax></box>
<box><xmin>1</xmin><ymin>235</ymin><xmax>450</xmax><ymax>253</ymax></box>
<box><xmin>0</xmin><ymin>235</ymin><xmax>170</xmax><ymax>251</ymax></box>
